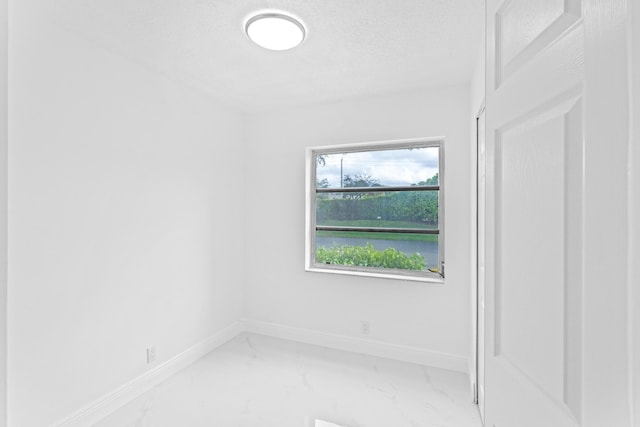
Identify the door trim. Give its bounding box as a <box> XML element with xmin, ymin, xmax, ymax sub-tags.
<box><xmin>474</xmin><ymin>101</ymin><xmax>486</xmax><ymax>408</ymax></box>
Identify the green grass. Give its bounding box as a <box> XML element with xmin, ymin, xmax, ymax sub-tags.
<box><xmin>317</xmin><ymin>231</ymin><xmax>438</xmax><ymax>242</ymax></box>
<box><xmin>317</xmin><ymin>220</ymin><xmax>439</xmax><ymax>242</ymax></box>
<box><xmin>319</xmin><ymin>219</ymin><xmax>437</xmax><ymax>229</ymax></box>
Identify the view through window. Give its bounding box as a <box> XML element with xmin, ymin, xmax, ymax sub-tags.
<box><xmin>306</xmin><ymin>139</ymin><xmax>444</xmax><ymax>281</ymax></box>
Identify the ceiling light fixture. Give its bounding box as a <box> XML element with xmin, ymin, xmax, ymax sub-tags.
<box><xmin>245</xmin><ymin>12</ymin><xmax>306</xmax><ymax>51</ymax></box>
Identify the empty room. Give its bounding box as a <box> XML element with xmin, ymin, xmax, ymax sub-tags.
<box><xmin>0</xmin><ymin>1</ymin><xmax>638</xmax><ymax>426</ymax></box>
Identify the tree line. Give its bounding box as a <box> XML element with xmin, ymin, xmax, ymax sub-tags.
<box><xmin>316</xmin><ymin>173</ymin><xmax>439</xmax><ymax>226</ymax></box>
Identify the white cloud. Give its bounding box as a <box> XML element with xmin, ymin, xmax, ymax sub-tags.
<box><xmin>316</xmin><ymin>147</ymin><xmax>438</xmax><ymax>188</ymax></box>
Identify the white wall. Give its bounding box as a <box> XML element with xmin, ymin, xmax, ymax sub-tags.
<box><xmin>244</xmin><ymin>86</ymin><xmax>472</xmax><ymax>366</ymax></box>
<box><xmin>7</xmin><ymin>8</ymin><xmax>245</xmax><ymax>427</ymax></box>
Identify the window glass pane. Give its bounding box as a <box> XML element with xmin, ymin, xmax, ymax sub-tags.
<box><xmin>315</xmin><ymin>231</ymin><xmax>439</xmax><ymax>272</ymax></box>
<box><xmin>316</xmin><ymin>190</ymin><xmax>439</xmax><ymax>229</ymax></box>
<box><xmin>310</xmin><ymin>141</ymin><xmax>443</xmax><ymax>280</ymax></box>
<box><xmin>315</xmin><ymin>147</ymin><xmax>439</xmax><ymax>189</ymax></box>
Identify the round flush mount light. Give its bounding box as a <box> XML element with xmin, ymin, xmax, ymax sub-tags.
<box><xmin>245</xmin><ymin>12</ymin><xmax>306</xmax><ymax>51</ymax></box>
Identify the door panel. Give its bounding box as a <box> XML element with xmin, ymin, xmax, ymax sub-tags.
<box><xmin>495</xmin><ymin>0</ymin><xmax>581</xmax><ymax>86</ymax></box>
<box><xmin>493</xmin><ymin>92</ymin><xmax>583</xmax><ymax>420</ymax></box>
<box><xmin>497</xmin><ymin>102</ymin><xmax>567</xmax><ymax>404</ymax></box>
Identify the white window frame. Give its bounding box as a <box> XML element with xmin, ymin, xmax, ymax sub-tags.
<box><xmin>305</xmin><ymin>137</ymin><xmax>445</xmax><ymax>283</ymax></box>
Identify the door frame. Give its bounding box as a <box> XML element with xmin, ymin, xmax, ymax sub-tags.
<box><xmin>470</xmin><ymin>3</ymin><xmax>486</xmax><ymax>410</ymax></box>
<box><xmin>472</xmin><ymin>101</ymin><xmax>486</xmax><ymax>420</ymax></box>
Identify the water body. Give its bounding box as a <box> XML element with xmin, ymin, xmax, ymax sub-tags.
<box><xmin>316</xmin><ymin>236</ymin><xmax>439</xmax><ymax>269</ymax></box>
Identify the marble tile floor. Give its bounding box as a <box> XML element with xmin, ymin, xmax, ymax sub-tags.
<box><xmin>95</xmin><ymin>333</ymin><xmax>483</xmax><ymax>427</ymax></box>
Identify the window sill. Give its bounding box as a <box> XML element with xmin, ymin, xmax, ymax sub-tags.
<box><xmin>305</xmin><ymin>265</ymin><xmax>444</xmax><ymax>284</ymax></box>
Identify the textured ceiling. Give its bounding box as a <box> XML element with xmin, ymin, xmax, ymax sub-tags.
<box><xmin>24</xmin><ymin>0</ymin><xmax>484</xmax><ymax>112</ymax></box>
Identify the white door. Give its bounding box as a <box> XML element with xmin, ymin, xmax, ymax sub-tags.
<box><xmin>484</xmin><ymin>0</ymin><xmax>633</xmax><ymax>426</ymax></box>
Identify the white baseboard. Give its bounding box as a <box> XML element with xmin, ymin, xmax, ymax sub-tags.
<box><xmin>51</xmin><ymin>321</ymin><xmax>244</xmax><ymax>427</ymax></box>
<box><xmin>242</xmin><ymin>318</ymin><xmax>469</xmax><ymax>374</ymax></box>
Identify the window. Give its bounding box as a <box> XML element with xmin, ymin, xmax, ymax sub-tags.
<box><xmin>305</xmin><ymin>138</ymin><xmax>444</xmax><ymax>282</ymax></box>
